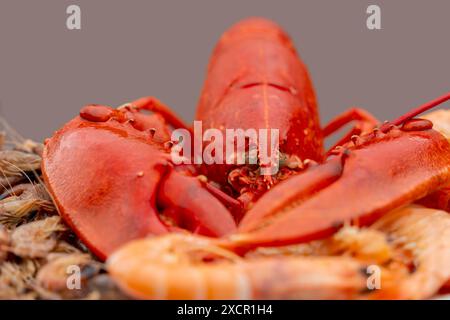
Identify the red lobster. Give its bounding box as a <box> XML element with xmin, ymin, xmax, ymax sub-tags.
<box><xmin>42</xmin><ymin>18</ymin><xmax>450</xmax><ymax>262</ymax></box>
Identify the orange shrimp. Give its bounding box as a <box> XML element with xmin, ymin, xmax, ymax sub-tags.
<box><xmin>107</xmin><ymin>233</ymin><xmax>394</xmax><ymax>299</ymax></box>
<box><xmin>423</xmin><ymin>109</ymin><xmax>450</xmax><ymax>139</ymax></box>
<box><xmin>107</xmin><ymin>204</ymin><xmax>450</xmax><ymax>300</ymax></box>
<box><xmin>371</xmin><ymin>205</ymin><xmax>450</xmax><ymax>299</ymax></box>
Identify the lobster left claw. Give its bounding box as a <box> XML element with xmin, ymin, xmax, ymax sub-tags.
<box><xmin>42</xmin><ymin>101</ymin><xmax>236</xmax><ymax>260</ymax></box>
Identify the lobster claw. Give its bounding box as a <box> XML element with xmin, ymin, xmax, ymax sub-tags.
<box><xmin>42</xmin><ymin>116</ymin><xmax>169</xmax><ymax>260</ymax></box>
<box><xmin>42</xmin><ymin>105</ymin><xmax>236</xmax><ymax>260</ymax></box>
<box><xmin>157</xmin><ymin>167</ymin><xmax>237</xmax><ymax>236</ymax></box>
<box><xmin>232</xmin><ymin>123</ymin><xmax>450</xmax><ymax>250</ymax></box>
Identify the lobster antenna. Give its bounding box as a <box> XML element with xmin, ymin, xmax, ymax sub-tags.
<box><xmin>390</xmin><ymin>92</ymin><xmax>450</xmax><ymax>126</ymax></box>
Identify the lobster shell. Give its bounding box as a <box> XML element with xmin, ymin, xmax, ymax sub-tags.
<box><xmin>196</xmin><ymin>18</ymin><xmax>323</xmax><ymax>186</ymax></box>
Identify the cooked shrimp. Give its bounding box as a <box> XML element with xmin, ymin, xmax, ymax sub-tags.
<box><xmin>247</xmin><ymin>225</ymin><xmax>393</xmax><ymax>265</ymax></box>
<box><xmin>10</xmin><ymin>216</ymin><xmax>66</xmax><ymax>258</ymax></box>
<box><xmin>107</xmin><ymin>233</ymin><xmax>393</xmax><ymax>299</ymax></box>
<box><xmin>423</xmin><ymin>109</ymin><xmax>450</xmax><ymax>139</ymax></box>
<box><xmin>107</xmin><ymin>205</ymin><xmax>450</xmax><ymax>300</ymax></box>
<box><xmin>0</xmin><ymin>150</ymin><xmax>41</xmax><ymax>177</ymax></box>
<box><xmin>372</xmin><ymin>205</ymin><xmax>450</xmax><ymax>299</ymax></box>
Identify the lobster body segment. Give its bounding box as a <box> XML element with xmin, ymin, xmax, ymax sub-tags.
<box><xmin>196</xmin><ymin>18</ymin><xmax>323</xmax><ymax>193</ymax></box>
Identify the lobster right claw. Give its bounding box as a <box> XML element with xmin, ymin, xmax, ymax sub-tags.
<box><xmin>233</xmin><ymin>123</ymin><xmax>450</xmax><ymax>250</ymax></box>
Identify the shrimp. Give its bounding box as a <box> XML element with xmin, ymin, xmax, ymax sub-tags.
<box><xmin>372</xmin><ymin>205</ymin><xmax>450</xmax><ymax>299</ymax></box>
<box><xmin>423</xmin><ymin>109</ymin><xmax>450</xmax><ymax>139</ymax></box>
<box><xmin>107</xmin><ymin>233</ymin><xmax>395</xmax><ymax>299</ymax></box>
<box><xmin>107</xmin><ymin>205</ymin><xmax>450</xmax><ymax>300</ymax></box>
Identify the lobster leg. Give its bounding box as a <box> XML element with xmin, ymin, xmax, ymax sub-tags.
<box><xmin>233</xmin><ymin>125</ymin><xmax>450</xmax><ymax>250</ymax></box>
<box><xmin>122</xmin><ymin>96</ymin><xmax>190</xmax><ymax>130</ymax></box>
<box><xmin>323</xmin><ymin>108</ymin><xmax>379</xmax><ymax>152</ymax></box>
<box><xmin>202</xmin><ymin>182</ymin><xmax>243</xmax><ymax>218</ymax></box>
<box><xmin>388</xmin><ymin>92</ymin><xmax>450</xmax><ymax>127</ymax></box>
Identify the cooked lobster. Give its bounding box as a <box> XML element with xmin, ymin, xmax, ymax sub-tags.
<box><xmin>41</xmin><ymin>18</ymin><xmax>450</xmax><ymax>298</ymax></box>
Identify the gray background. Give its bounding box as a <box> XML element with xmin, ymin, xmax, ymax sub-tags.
<box><xmin>0</xmin><ymin>0</ymin><xmax>449</xmax><ymax>141</ymax></box>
